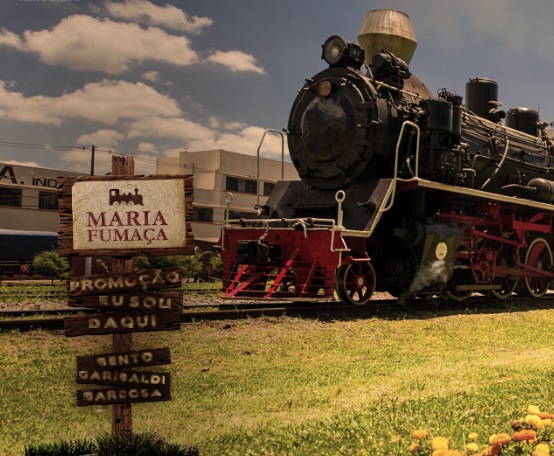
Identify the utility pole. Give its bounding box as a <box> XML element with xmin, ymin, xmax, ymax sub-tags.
<box><xmin>90</xmin><ymin>145</ymin><xmax>95</xmax><ymax>176</ymax></box>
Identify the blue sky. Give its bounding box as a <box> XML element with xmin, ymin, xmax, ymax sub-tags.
<box><xmin>0</xmin><ymin>0</ymin><xmax>553</xmax><ymax>175</ymax></box>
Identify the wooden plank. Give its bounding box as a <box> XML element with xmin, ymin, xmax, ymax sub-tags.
<box><xmin>68</xmin><ymin>292</ymin><xmax>181</xmax><ymax>311</ymax></box>
<box><xmin>77</xmin><ymin>348</ymin><xmax>171</xmax><ymax>370</ymax></box>
<box><xmin>77</xmin><ymin>385</ymin><xmax>171</xmax><ymax>406</ymax></box>
<box><xmin>76</xmin><ymin>369</ymin><xmax>170</xmax><ymax>387</ymax></box>
<box><xmin>64</xmin><ymin>311</ymin><xmax>181</xmax><ymax>337</ymax></box>
<box><xmin>57</xmin><ymin>174</ymin><xmax>195</xmax><ymax>257</ymax></box>
<box><xmin>67</xmin><ymin>268</ymin><xmax>181</xmax><ymax>297</ymax></box>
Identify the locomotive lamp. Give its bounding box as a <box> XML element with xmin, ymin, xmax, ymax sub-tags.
<box><xmin>321</xmin><ymin>35</ymin><xmax>364</xmax><ymax>69</ymax></box>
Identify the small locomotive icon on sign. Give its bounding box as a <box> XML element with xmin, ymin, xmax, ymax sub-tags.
<box><xmin>109</xmin><ymin>187</ymin><xmax>144</xmax><ymax>206</ymax></box>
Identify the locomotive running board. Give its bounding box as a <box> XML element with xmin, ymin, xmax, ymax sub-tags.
<box><xmin>341</xmin><ymin>178</ymin><xmax>396</xmax><ymax>238</ymax></box>
<box><xmin>403</xmin><ymin>177</ymin><xmax>554</xmax><ymax>212</ymax></box>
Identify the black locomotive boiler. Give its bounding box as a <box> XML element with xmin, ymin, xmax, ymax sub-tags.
<box><xmin>219</xmin><ymin>9</ymin><xmax>554</xmax><ymax>304</ymax></box>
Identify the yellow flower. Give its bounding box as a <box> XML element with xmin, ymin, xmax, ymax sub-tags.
<box><xmin>526</xmin><ymin>414</ymin><xmax>543</xmax><ymax>428</ymax></box>
<box><xmin>466</xmin><ymin>442</ymin><xmax>479</xmax><ymax>452</ymax></box>
<box><xmin>431</xmin><ymin>436</ymin><xmax>449</xmax><ymax>451</ymax></box>
<box><xmin>542</xmin><ymin>419</ymin><xmax>553</xmax><ymax>427</ymax></box>
<box><xmin>468</xmin><ymin>432</ymin><xmax>478</xmax><ymax>441</ymax></box>
<box><xmin>528</xmin><ymin>405</ymin><xmax>541</xmax><ymax>415</ymax></box>
<box><xmin>432</xmin><ymin>450</ymin><xmax>448</xmax><ymax>456</ymax></box>
<box><xmin>408</xmin><ymin>442</ymin><xmax>419</xmax><ymax>454</ymax></box>
<box><xmin>411</xmin><ymin>429</ymin><xmax>428</xmax><ymax>440</ymax></box>
<box><xmin>533</xmin><ymin>443</ymin><xmax>551</xmax><ymax>456</ymax></box>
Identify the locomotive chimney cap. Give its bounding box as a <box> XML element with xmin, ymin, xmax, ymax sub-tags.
<box><xmin>357</xmin><ymin>9</ymin><xmax>417</xmax><ymax>65</ymax></box>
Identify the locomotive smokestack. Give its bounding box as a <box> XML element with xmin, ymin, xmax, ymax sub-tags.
<box><xmin>357</xmin><ymin>9</ymin><xmax>417</xmax><ymax>65</ymax></box>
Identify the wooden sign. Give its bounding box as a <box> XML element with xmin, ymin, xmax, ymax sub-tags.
<box><xmin>77</xmin><ymin>348</ymin><xmax>171</xmax><ymax>370</ymax></box>
<box><xmin>58</xmin><ymin>175</ymin><xmax>194</xmax><ymax>256</ymax></box>
<box><xmin>69</xmin><ymin>292</ymin><xmax>181</xmax><ymax>311</ymax></box>
<box><xmin>77</xmin><ymin>369</ymin><xmax>170</xmax><ymax>387</ymax></box>
<box><xmin>77</xmin><ymin>385</ymin><xmax>171</xmax><ymax>406</ymax></box>
<box><xmin>64</xmin><ymin>311</ymin><xmax>181</xmax><ymax>337</ymax></box>
<box><xmin>68</xmin><ymin>268</ymin><xmax>181</xmax><ymax>297</ymax></box>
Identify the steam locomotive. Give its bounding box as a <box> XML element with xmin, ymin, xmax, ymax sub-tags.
<box><xmin>219</xmin><ymin>9</ymin><xmax>554</xmax><ymax>304</ymax></box>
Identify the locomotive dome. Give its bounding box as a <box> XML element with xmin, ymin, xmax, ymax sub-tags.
<box><xmin>356</xmin><ymin>9</ymin><xmax>417</xmax><ymax>65</ymax></box>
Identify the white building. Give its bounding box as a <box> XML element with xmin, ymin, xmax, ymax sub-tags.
<box><xmin>0</xmin><ymin>150</ymin><xmax>300</xmax><ymax>250</ymax></box>
<box><xmin>0</xmin><ymin>163</ymin><xmax>80</xmax><ymax>232</ymax></box>
<box><xmin>157</xmin><ymin>149</ymin><xmax>299</xmax><ymax>248</ymax></box>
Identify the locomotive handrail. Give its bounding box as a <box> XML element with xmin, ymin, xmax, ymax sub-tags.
<box><xmin>379</xmin><ymin>120</ymin><xmax>421</xmax><ymax>215</ymax></box>
<box><xmin>220</xmin><ymin>192</ymin><xmax>234</xmax><ymax>252</ymax></box>
<box><xmin>256</xmin><ymin>129</ymin><xmax>286</xmax><ymax>207</ymax></box>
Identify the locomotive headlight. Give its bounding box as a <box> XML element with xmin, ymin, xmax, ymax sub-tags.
<box><xmin>322</xmin><ymin>35</ymin><xmax>365</xmax><ymax>69</ymax></box>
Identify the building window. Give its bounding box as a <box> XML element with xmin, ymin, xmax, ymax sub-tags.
<box><xmin>192</xmin><ymin>207</ymin><xmax>213</xmax><ymax>222</ymax></box>
<box><xmin>229</xmin><ymin>210</ymin><xmax>257</xmax><ymax>219</ymax></box>
<box><xmin>38</xmin><ymin>191</ymin><xmax>58</xmax><ymax>210</ymax></box>
<box><xmin>225</xmin><ymin>176</ymin><xmax>257</xmax><ymax>194</ymax></box>
<box><xmin>0</xmin><ymin>186</ymin><xmax>22</xmax><ymax>207</ymax></box>
<box><xmin>263</xmin><ymin>182</ymin><xmax>275</xmax><ymax>196</ymax></box>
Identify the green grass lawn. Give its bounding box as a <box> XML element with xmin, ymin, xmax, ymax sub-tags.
<box><xmin>2</xmin><ymin>305</ymin><xmax>554</xmax><ymax>454</ymax></box>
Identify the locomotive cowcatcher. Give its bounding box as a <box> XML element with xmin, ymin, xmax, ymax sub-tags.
<box><xmin>219</xmin><ymin>9</ymin><xmax>554</xmax><ymax>304</ymax></box>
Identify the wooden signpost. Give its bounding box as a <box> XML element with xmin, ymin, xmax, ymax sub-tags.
<box><xmin>58</xmin><ymin>156</ymin><xmax>194</xmax><ymax>437</ymax></box>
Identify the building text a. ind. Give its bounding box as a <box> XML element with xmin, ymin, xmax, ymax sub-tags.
<box><xmin>0</xmin><ymin>163</ymin><xmax>80</xmax><ymax>232</ymax></box>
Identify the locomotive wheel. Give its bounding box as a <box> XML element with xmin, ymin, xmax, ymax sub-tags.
<box><xmin>334</xmin><ymin>262</ymin><xmax>376</xmax><ymax>306</ymax></box>
<box><xmin>491</xmin><ymin>258</ymin><xmax>519</xmax><ymax>300</ymax></box>
<box><xmin>491</xmin><ymin>276</ymin><xmax>519</xmax><ymax>300</ymax></box>
<box><xmin>523</xmin><ymin>237</ymin><xmax>553</xmax><ymax>298</ymax></box>
<box><xmin>440</xmin><ymin>270</ymin><xmax>472</xmax><ymax>302</ymax></box>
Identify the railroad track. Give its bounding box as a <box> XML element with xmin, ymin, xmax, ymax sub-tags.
<box><xmin>2</xmin><ymin>294</ymin><xmax>553</xmax><ymax>333</ymax></box>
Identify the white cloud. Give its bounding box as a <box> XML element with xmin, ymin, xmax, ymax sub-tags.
<box><xmin>0</xmin><ymin>80</ymin><xmax>181</xmax><ymax>125</ymax></box>
<box><xmin>126</xmin><ymin>115</ymin><xmax>287</xmax><ymax>160</ymax></box>
<box><xmin>137</xmin><ymin>142</ymin><xmax>159</xmax><ymax>155</ymax></box>
<box><xmin>0</xmin><ymin>29</ymin><xmax>23</xmax><ymax>48</ymax></box>
<box><xmin>186</xmin><ymin>125</ymin><xmax>287</xmax><ymax>160</ymax></box>
<box><xmin>1</xmin><ymin>159</ymin><xmax>42</xmax><ymax>168</ymax></box>
<box><xmin>3</xmin><ymin>15</ymin><xmax>199</xmax><ymax>74</ymax></box>
<box><xmin>206</xmin><ymin>50</ymin><xmax>266</xmax><ymax>75</ymax></box>
<box><xmin>104</xmin><ymin>0</ymin><xmax>213</xmax><ymax>33</ymax></box>
<box><xmin>0</xmin><ymin>10</ymin><xmax>267</xmax><ymax>76</ymax></box>
<box><xmin>127</xmin><ymin>116</ymin><xmax>214</xmax><ymax>141</ymax></box>
<box><xmin>76</xmin><ymin>129</ymin><xmax>125</xmax><ymax>149</ymax></box>
<box><xmin>59</xmin><ymin>148</ymin><xmax>112</xmax><ymax>175</ymax></box>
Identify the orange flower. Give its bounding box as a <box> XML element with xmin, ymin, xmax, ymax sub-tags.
<box><xmin>490</xmin><ymin>432</ymin><xmax>511</xmax><ymax>446</ymax></box>
<box><xmin>481</xmin><ymin>445</ymin><xmax>502</xmax><ymax>456</ymax></box>
<box><xmin>408</xmin><ymin>442</ymin><xmax>419</xmax><ymax>453</ymax></box>
<box><xmin>411</xmin><ymin>429</ymin><xmax>428</xmax><ymax>440</ymax></box>
<box><xmin>539</xmin><ymin>412</ymin><xmax>554</xmax><ymax>420</ymax></box>
<box><xmin>512</xmin><ymin>429</ymin><xmax>537</xmax><ymax>443</ymax></box>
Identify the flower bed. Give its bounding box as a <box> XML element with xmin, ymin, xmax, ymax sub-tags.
<box><xmin>408</xmin><ymin>406</ymin><xmax>553</xmax><ymax>455</ymax></box>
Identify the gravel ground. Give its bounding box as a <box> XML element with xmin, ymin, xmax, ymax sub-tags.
<box><xmin>0</xmin><ymin>294</ymin><xmax>224</xmax><ymax>312</ymax></box>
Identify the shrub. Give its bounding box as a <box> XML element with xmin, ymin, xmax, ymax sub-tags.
<box><xmin>24</xmin><ymin>432</ymin><xmax>198</xmax><ymax>456</ymax></box>
<box><xmin>24</xmin><ymin>438</ymin><xmax>96</xmax><ymax>455</ymax></box>
<box><xmin>32</xmin><ymin>250</ymin><xmax>70</xmax><ymax>278</ymax></box>
<box><xmin>135</xmin><ymin>248</ymin><xmax>223</xmax><ymax>281</ymax></box>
